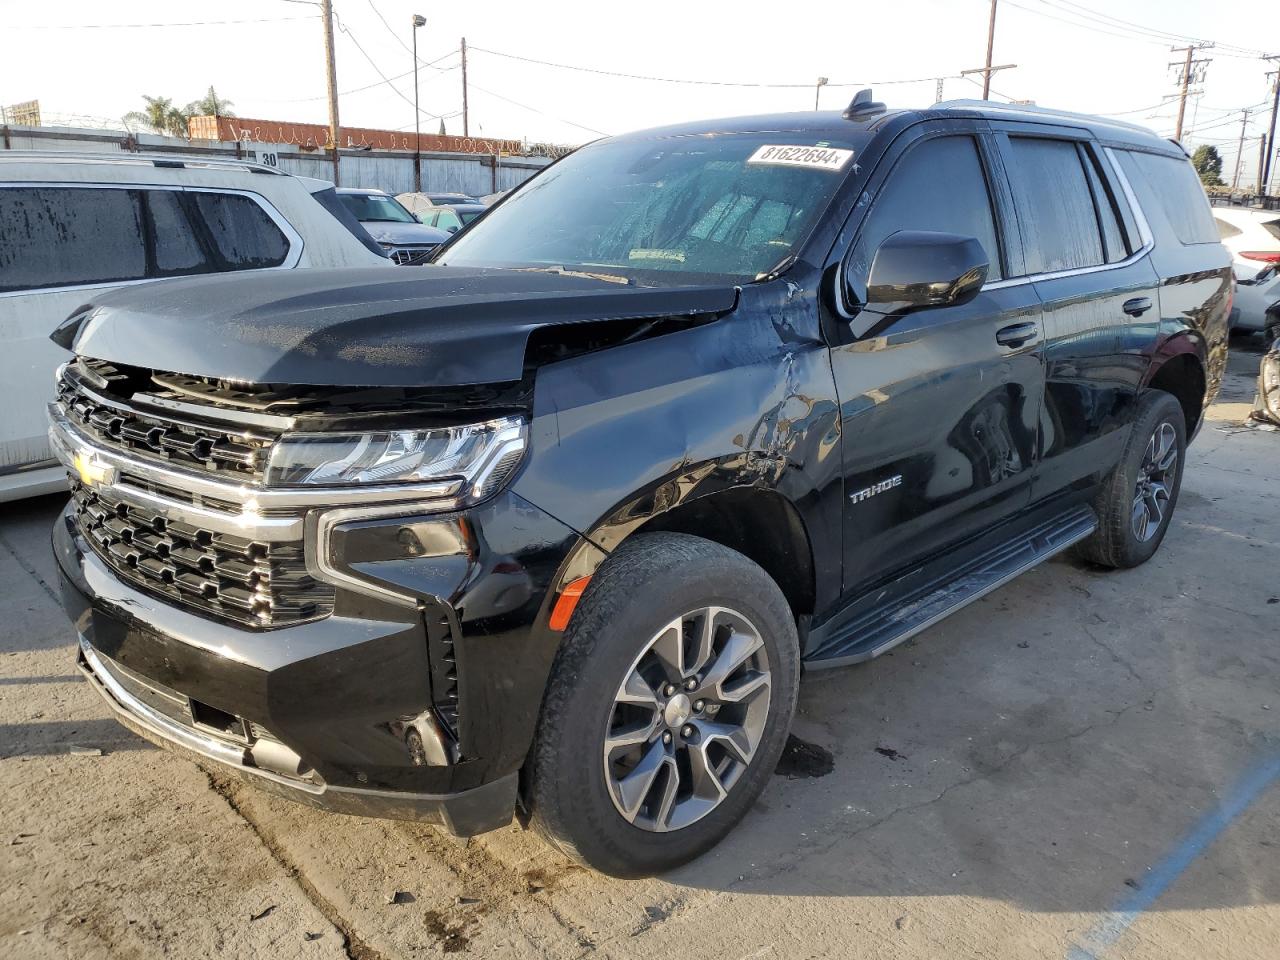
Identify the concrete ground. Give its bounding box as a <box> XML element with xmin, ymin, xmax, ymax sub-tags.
<box><xmin>1</xmin><ymin>341</ymin><xmax>1277</xmax><ymax>960</ymax></box>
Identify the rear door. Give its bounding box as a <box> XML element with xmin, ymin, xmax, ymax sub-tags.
<box><xmin>992</xmin><ymin>126</ymin><xmax>1160</xmax><ymax>500</ymax></box>
<box><xmin>829</xmin><ymin>122</ymin><xmax>1046</xmax><ymax>593</ymax></box>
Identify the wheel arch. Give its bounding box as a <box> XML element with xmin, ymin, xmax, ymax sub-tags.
<box><xmin>632</xmin><ymin>486</ymin><xmax>817</xmax><ymax>619</ymax></box>
<box><xmin>1143</xmin><ymin>347</ymin><xmax>1207</xmax><ymax>439</ymax></box>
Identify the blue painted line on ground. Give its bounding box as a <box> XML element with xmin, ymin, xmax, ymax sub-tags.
<box><xmin>1067</xmin><ymin>752</ymin><xmax>1280</xmax><ymax>960</ymax></box>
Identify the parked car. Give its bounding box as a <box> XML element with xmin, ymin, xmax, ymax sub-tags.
<box><xmin>1212</xmin><ymin>205</ymin><xmax>1280</xmax><ymax>333</ymax></box>
<box><xmin>396</xmin><ymin>194</ymin><xmax>487</xmax><ymax>232</ymax></box>
<box><xmin>421</xmin><ymin>191</ymin><xmax>480</xmax><ymax>206</ymax></box>
<box><xmin>1254</xmin><ymin>299</ymin><xmax>1280</xmax><ymax>425</ymax></box>
<box><xmin>50</xmin><ymin>97</ymin><xmax>1229</xmax><ymax>877</ymax></box>
<box><xmin>0</xmin><ymin>152</ymin><xmax>389</xmax><ymax>503</ymax></box>
<box><xmin>335</xmin><ymin>188</ymin><xmax>450</xmax><ymax>265</ymax></box>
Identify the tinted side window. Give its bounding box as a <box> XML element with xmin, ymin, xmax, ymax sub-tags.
<box><xmin>849</xmin><ymin>135</ymin><xmax>1003</xmax><ymax>292</ymax></box>
<box><xmin>1117</xmin><ymin>151</ymin><xmax>1218</xmax><ymax>245</ymax></box>
<box><xmin>1080</xmin><ymin>148</ymin><xmax>1129</xmax><ymax>263</ymax></box>
<box><xmin>190</xmin><ymin>193</ymin><xmax>290</xmax><ymax>268</ymax></box>
<box><xmin>0</xmin><ymin>187</ymin><xmax>146</xmax><ymax>293</ymax></box>
<box><xmin>1006</xmin><ymin>138</ymin><xmax>1103</xmax><ymax>273</ymax></box>
<box><xmin>145</xmin><ymin>190</ymin><xmax>209</xmax><ymax>275</ymax></box>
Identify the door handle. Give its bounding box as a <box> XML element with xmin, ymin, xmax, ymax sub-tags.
<box><xmin>1123</xmin><ymin>296</ymin><xmax>1153</xmax><ymax>317</ymax></box>
<box><xmin>996</xmin><ymin>321</ymin><xmax>1039</xmax><ymax>348</ymax></box>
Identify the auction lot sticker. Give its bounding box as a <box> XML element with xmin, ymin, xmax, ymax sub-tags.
<box><xmin>746</xmin><ymin>144</ymin><xmax>854</xmax><ymax>171</ymax></box>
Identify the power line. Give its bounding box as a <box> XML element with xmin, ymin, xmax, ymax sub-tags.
<box><xmin>466</xmin><ymin>82</ymin><xmax>611</xmax><ymax>136</ymax></box>
<box><xmin>332</xmin><ymin>13</ymin><xmax>454</xmax><ymax>121</ymax></box>
<box><xmin>1045</xmin><ymin>0</ymin><xmax>1265</xmax><ymax>57</ymax></box>
<box><xmin>256</xmin><ymin>51</ymin><xmax>458</xmax><ymax>103</ymax></box>
<box><xmin>467</xmin><ymin>44</ymin><xmax>945</xmax><ymax>90</ymax></box>
<box><xmin>10</xmin><ymin>15</ymin><xmax>317</xmax><ymax>29</ymax></box>
<box><xmin>997</xmin><ymin>0</ymin><xmax>1265</xmax><ymax>57</ymax></box>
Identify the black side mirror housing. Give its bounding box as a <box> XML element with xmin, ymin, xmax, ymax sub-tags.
<box><xmin>847</xmin><ymin>230</ymin><xmax>989</xmax><ymax>337</ymax></box>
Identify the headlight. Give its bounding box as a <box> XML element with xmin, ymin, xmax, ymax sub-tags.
<box><xmin>265</xmin><ymin>416</ymin><xmax>526</xmax><ymax>501</ymax></box>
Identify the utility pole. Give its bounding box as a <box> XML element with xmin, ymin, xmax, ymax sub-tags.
<box><xmin>461</xmin><ymin>37</ymin><xmax>470</xmax><ymax>137</ymax></box>
<box><xmin>981</xmin><ymin>0</ymin><xmax>998</xmax><ymax>99</ymax></box>
<box><xmin>412</xmin><ymin>14</ymin><xmax>425</xmax><ymax>192</ymax></box>
<box><xmin>961</xmin><ymin>63</ymin><xmax>1016</xmax><ymax>99</ymax></box>
<box><xmin>814</xmin><ymin>77</ymin><xmax>828</xmax><ymax>111</ymax></box>
<box><xmin>961</xmin><ymin>0</ymin><xmax>1015</xmax><ymax>99</ymax></box>
<box><xmin>1170</xmin><ymin>43</ymin><xmax>1213</xmax><ymax>142</ymax></box>
<box><xmin>1262</xmin><ymin>57</ymin><xmax>1279</xmax><ymax>196</ymax></box>
<box><xmin>1232</xmin><ymin>108</ymin><xmax>1252</xmax><ymax>192</ymax></box>
<box><xmin>320</xmin><ymin>0</ymin><xmax>341</xmax><ymax>185</ymax></box>
<box><xmin>935</xmin><ymin>77</ymin><xmax>945</xmax><ymax>104</ymax></box>
<box><xmin>1259</xmin><ymin>135</ymin><xmax>1268</xmax><ymax>195</ymax></box>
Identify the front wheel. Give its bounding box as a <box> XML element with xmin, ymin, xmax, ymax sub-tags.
<box><xmin>1077</xmin><ymin>390</ymin><xmax>1187</xmax><ymax>568</ymax></box>
<box><xmin>529</xmin><ymin>532</ymin><xmax>800</xmax><ymax>877</ymax></box>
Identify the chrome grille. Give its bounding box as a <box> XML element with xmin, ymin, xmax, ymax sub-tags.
<box><xmin>56</xmin><ymin>363</ymin><xmax>273</xmax><ymax>480</ymax></box>
<box><xmin>71</xmin><ymin>481</ymin><xmax>333</xmax><ymax>627</ymax></box>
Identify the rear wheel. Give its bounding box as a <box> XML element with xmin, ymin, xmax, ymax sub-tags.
<box><xmin>1077</xmin><ymin>391</ymin><xmax>1186</xmax><ymax>568</ymax></box>
<box><xmin>530</xmin><ymin>532</ymin><xmax>799</xmax><ymax>877</ymax></box>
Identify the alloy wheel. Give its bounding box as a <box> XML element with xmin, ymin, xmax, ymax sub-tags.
<box><xmin>1131</xmin><ymin>421</ymin><xmax>1178</xmax><ymax>542</ymax></box>
<box><xmin>602</xmin><ymin>606</ymin><xmax>771</xmax><ymax>833</ymax></box>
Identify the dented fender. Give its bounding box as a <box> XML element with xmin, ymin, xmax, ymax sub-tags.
<box><xmin>512</xmin><ymin>275</ymin><xmax>846</xmax><ymax>613</ymax></box>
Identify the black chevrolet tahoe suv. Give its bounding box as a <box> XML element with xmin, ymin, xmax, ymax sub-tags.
<box><xmin>49</xmin><ymin>95</ymin><xmax>1230</xmax><ymax>877</ymax></box>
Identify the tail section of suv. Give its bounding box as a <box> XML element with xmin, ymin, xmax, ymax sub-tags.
<box><xmin>49</xmin><ymin>97</ymin><xmax>1229</xmax><ymax>876</ymax></box>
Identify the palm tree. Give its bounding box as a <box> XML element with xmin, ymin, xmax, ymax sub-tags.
<box><xmin>185</xmin><ymin>86</ymin><xmax>235</xmax><ymax>118</ymax></box>
<box><xmin>164</xmin><ymin>106</ymin><xmax>192</xmax><ymax>139</ymax></box>
<box><xmin>122</xmin><ymin>95</ymin><xmax>174</xmax><ymax>134</ymax></box>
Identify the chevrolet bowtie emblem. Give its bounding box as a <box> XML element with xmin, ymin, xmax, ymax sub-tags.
<box><xmin>72</xmin><ymin>450</ymin><xmax>114</xmax><ymax>488</ymax></box>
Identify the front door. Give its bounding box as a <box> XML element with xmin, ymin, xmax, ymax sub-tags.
<box><xmin>828</xmin><ymin>127</ymin><xmax>1045</xmax><ymax>594</ymax></box>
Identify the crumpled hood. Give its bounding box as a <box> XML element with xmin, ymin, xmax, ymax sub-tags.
<box><xmin>360</xmin><ymin>220</ymin><xmax>450</xmax><ymax>245</ymax></box>
<box><xmin>60</xmin><ymin>266</ymin><xmax>739</xmax><ymax>387</ymax></box>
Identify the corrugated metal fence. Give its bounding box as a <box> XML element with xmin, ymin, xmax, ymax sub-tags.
<box><xmin>1</xmin><ymin>124</ymin><xmax>552</xmax><ymax>196</ymax></box>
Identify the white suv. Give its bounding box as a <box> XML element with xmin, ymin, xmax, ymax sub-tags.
<box><xmin>0</xmin><ymin>152</ymin><xmax>391</xmax><ymax>501</ymax></box>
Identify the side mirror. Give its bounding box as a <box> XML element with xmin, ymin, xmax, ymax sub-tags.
<box><xmin>446</xmin><ymin>225</ymin><xmax>459</xmax><ymax>234</ymax></box>
<box><xmin>857</xmin><ymin>230</ymin><xmax>989</xmax><ymax>330</ymax></box>
<box><xmin>414</xmin><ymin>213</ymin><xmax>425</xmax><ymax>223</ymax></box>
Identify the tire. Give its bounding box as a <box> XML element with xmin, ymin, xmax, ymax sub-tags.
<box><xmin>529</xmin><ymin>532</ymin><xmax>800</xmax><ymax>877</ymax></box>
<box><xmin>1077</xmin><ymin>391</ymin><xmax>1187</xmax><ymax>569</ymax></box>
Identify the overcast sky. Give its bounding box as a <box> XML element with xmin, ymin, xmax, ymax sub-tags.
<box><xmin>2</xmin><ymin>0</ymin><xmax>1275</xmax><ymax>183</ymax></box>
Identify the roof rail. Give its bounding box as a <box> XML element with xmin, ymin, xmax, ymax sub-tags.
<box><xmin>0</xmin><ymin>150</ymin><xmax>289</xmax><ymax>175</ymax></box>
<box><xmin>933</xmin><ymin>99</ymin><xmax>1156</xmax><ymax>136</ymax></box>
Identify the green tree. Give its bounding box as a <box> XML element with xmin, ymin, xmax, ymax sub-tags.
<box><xmin>1191</xmin><ymin>144</ymin><xmax>1224</xmax><ymax>187</ymax></box>
<box><xmin>122</xmin><ymin>95</ymin><xmax>174</xmax><ymax>134</ymax></box>
<box><xmin>163</xmin><ymin>105</ymin><xmax>192</xmax><ymax>138</ymax></box>
<box><xmin>185</xmin><ymin>86</ymin><xmax>235</xmax><ymax>118</ymax></box>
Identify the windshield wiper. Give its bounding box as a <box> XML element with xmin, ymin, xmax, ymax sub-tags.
<box><xmin>520</xmin><ymin>265</ymin><xmax>634</xmax><ymax>286</ymax></box>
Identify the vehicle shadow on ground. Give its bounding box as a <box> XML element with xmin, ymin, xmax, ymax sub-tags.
<box><xmin>652</xmin><ymin>472</ymin><xmax>1280</xmax><ymax>911</ymax></box>
<box><xmin>0</xmin><ymin>718</ymin><xmax>156</xmax><ymax>758</ymax></box>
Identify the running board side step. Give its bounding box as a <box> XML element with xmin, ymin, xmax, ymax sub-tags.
<box><xmin>804</xmin><ymin>504</ymin><xmax>1097</xmax><ymax>669</ymax></box>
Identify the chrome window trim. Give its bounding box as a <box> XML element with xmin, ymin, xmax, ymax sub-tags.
<box><xmin>979</xmin><ymin>147</ymin><xmax>1154</xmax><ymax>291</ymax></box>
<box><xmin>0</xmin><ymin>182</ymin><xmax>302</xmax><ymax>299</ymax></box>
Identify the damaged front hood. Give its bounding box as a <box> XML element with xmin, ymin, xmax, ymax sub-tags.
<box><xmin>61</xmin><ymin>266</ymin><xmax>739</xmax><ymax>387</ymax></box>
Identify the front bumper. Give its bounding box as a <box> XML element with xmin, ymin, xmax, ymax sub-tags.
<box><xmin>76</xmin><ymin>631</ymin><xmax>514</xmax><ymax>833</ymax></box>
<box><xmin>54</xmin><ymin>483</ymin><xmax>600</xmax><ymax>835</ymax></box>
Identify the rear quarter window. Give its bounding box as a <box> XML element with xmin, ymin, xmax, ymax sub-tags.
<box><xmin>190</xmin><ymin>192</ymin><xmax>290</xmax><ymax>268</ymax></box>
<box><xmin>1117</xmin><ymin>151</ymin><xmax>1219</xmax><ymax>245</ymax></box>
